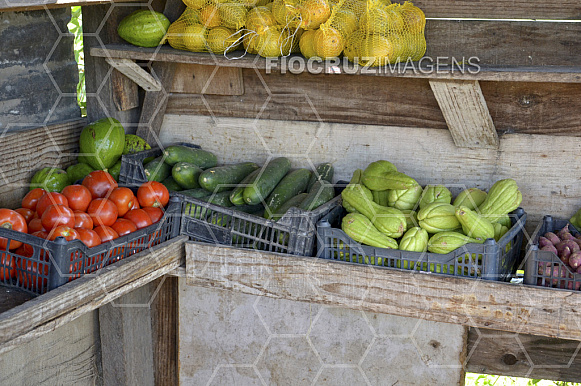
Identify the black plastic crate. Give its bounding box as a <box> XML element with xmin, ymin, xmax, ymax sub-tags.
<box><xmin>176</xmin><ymin>185</ymin><xmax>344</xmax><ymax>256</ymax></box>
<box><xmin>119</xmin><ymin>142</ymin><xmax>200</xmax><ymax>186</ymax></box>
<box><xmin>524</xmin><ymin>216</ymin><xmax>581</xmax><ymax>291</ymax></box>
<box><xmin>0</xmin><ymin>197</ymin><xmax>181</xmax><ymax>295</ymax></box>
<box><xmin>316</xmin><ymin>206</ymin><xmax>527</xmax><ymax>281</ymax></box>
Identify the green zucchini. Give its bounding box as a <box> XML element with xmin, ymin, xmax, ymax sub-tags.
<box><xmin>184</xmin><ymin>190</ymin><xmax>233</xmax><ymax>220</ymax></box>
<box><xmin>299</xmin><ymin>180</ymin><xmax>335</xmax><ymax>211</ymax></box>
<box><xmin>264</xmin><ymin>169</ymin><xmax>311</xmax><ymax>218</ymax></box>
<box><xmin>162</xmin><ymin>176</ymin><xmax>183</xmax><ymax>192</ymax></box>
<box><xmin>269</xmin><ymin>192</ymin><xmax>308</xmax><ymax>221</ymax></box>
<box><xmin>172</xmin><ymin>161</ymin><xmax>203</xmax><ymax>189</ymax></box>
<box><xmin>163</xmin><ymin>145</ymin><xmax>217</xmax><ymax>168</ymax></box>
<box><xmin>243</xmin><ymin>157</ymin><xmax>291</xmax><ymax>205</ymax></box>
<box><xmin>307</xmin><ymin>162</ymin><xmax>334</xmax><ymax>191</ymax></box>
<box><xmin>144</xmin><ymin>156</ymin><xmax>171</xmax><ymax>182</ymax></box>
<box><xmin>199</xmin><ymin>162</ymin><xmax>259</xmax><ymax>193</ymax></box>
<box><xmin>230</xmin><ymin>169</ymin><xmax>261</xmax><ymax>206</ymax></box>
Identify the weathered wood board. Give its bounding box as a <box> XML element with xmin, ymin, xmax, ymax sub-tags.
<box><xmin>179</xmin><ymin>280</ymin><xmax>467</xmax><ymax>385</ymax></box>
<box><xmin>165</xmin><ymin>69</ymin><xmax>581</xmax><ymax>137</ymax></box>
<box><xmin>0</xmin><ymin>311</ymin><xmax>101</xmax><ymax>385</ymax></box>
<box><xmin>0</xmin><ymin>8</ymin><xmax>80</xmax><ymax>131</ymax></box>
<box><xmin>159</xmin><ymin>114</ymin><xmax>581</xmax><ymax>228</ymax></box>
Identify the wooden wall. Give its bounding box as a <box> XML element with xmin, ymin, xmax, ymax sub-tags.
<box><xmin>0</xmin><ymin>8</ymin><xmax>80</xmax><ymax>131</ymax></box>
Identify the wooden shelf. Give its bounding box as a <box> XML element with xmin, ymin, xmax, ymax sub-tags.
<box><xmin>0</xmin><ymin>236</ymin><xmax>187</xmax><ymax>355</ymax></box>
<box><xmin>185</xmin><ymin>242</ymin><xmax>581</xmax><ymax>342</ymax></box>
<box><xmin>91</xmin><ymin>44</ymin><xmax>581</xmax><ymax>84</ymax></box>
<box><xmin>0</xmin><ymin>0</ymin><xmax>142</xmax><ymax>12</ymax></box>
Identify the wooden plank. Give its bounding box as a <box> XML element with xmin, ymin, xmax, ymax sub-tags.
<box><xmin>0</xmin><ymin>0</ymin><xmax>141</xmax><ymax>12</ymax></box>
<box><xmin>0</xmin><ymin>287</ymin><xmax>34</xmax><ymax>315</ymax></box>
<box><xmin>0</xmin><ymin>118</ymin><xmax>85</xmax><ymax>209</ymax></box>
<box><xmin>179</xmin><ymin>282</ymin><xmax>467</xmax><ymax>385</ymax></box>
<box><xmin>136</xmin><ymin>62</ymin><xmax>177</xmax><ymax>144</ymax></box>
<box><xmin>0</xmin><ymin>312</ymin><xmax>101</xmax><ymax>385</ymax></box>
<box><xmin>466</xmin><ymin>328</ymin><xmax>581</xmax><ymax>383</ymax></box>
<box><xmin>185</xmin><ymin>242</ymin><xmax>581</xmax><ymax>341</ymax></box>
<box><xmin>171</xmin><ymin>63</ymin><xmax>244</xmax><ymax>95</ymax></box>
<box><xmin>0</xmin><ymin>8</ymin><xmax>80</xmax><ymax>130</ymax></box>
<box><xmin>165</xmin><ymin>70</ymin><xmax>581</xmax><ymax>137</ymax></box>
<box><xmin>0</xmin><ymin>236</ymin><xmax>186</xmax><ymax>352</ymax></box>
<box><xmin>100</xmin><ymin>285</ymin><xmax>154</xmax><ymax>386</ymax></box>
<box><xmin>430</xmin><ymin>79</ymin><xmax>499</xmax><ymax>149</ymax></box>
<box><xmin>151</xmin><ymin>276</ymin><xmax>178</xmax><ymax>386</ymax></box>
<box><xmin>158</xmin><ymin>115</ymin><xmax>581</xmax><ymax>228</ymax></box>
<box><xmin>106</xmin><ymin>58</ymin><xmax>162</xmax><ymax>92</ymax></box>
<box><xmin>112</xmin><ymin>69</ymin><xmax>140</xmax><ymax>112</ymax></box>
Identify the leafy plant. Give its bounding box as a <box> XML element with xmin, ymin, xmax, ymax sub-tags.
<box><xmin>67</xmin><ymin>6</ymin><xmax>86</xmax><ymax>117</ymax></box>
<box><xmin>465</xmin><ymin>373</ymin><xmax>581</xmax><ymax>386</ymax></box>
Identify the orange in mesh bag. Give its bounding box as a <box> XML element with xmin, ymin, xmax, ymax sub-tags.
<box><xmin>166</xmin><ymin>15</ymin><xmax>209</xmax><ymax>52</ymax></box>
<box><xmin>313</xmin><ymin>26</ymin><xmax>344</xmax><ymax>59</ymax></box>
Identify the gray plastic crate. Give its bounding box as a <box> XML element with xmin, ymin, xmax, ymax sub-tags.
<box><xmin>119</xmin><ymin>142</ymin><xmax>200</xmax><ymax>186</ymax></box>
<box><xmin>524</xmin><ymin>216</ymin><xmax>581</xmax><ymax>290</ymax></box>
<box><xmin>176</xmin><ymin>185</ymin><xmax>344</xmax><ymax>256</ymax></box>
<box><xmin>0</xmin><ymin>196</ymin><xmax>181</xmax><ymax>295</ymax></box>
<box><xmin>316</xmin><ymin>206</ymin><xmax>527</xmax><ymax>281</ymax></box>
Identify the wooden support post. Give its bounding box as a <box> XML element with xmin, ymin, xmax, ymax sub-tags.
<box><xmin>112</xmin><ymin>70</ymin><xmax>140</xmax><ymax>112</ymax></box>
<box><xmin>429</xmin><ymin>79</ymin><xmax>499</xmax><ymax>149</ymax></box>
<box><xmin>171</xmin><ymin>64</ymin><xmax>244</xmax><ymax>95</ymax></box>
<box><xmin>151</xmin><ymin>276</ymin><xmax>179</xmax><ymax>386</ymax></box>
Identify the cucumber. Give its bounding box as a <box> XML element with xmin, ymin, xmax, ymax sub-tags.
<box><xmin>199</xmin><ymin>190</ymin><xmax>234</xmax><ymax>207</ymax></box>
<box><xmin>180</xmin><ymin>188</ymin><xmax>212</xmax><ymax>199</ymax></box>
<box><xmin>230</xmin><ymin>169</ymin><xmax>261</xmax><ymax>206</ymax></box>
<box><xmin>162</xmin><ymin>176</ymin><xmax>183</xmax><ymax>192</ymax></box>
<box><xmin>269</xmin><ymin>193</ymin><xmax>308</xmax><ymax>221</ymax></box>
<box><xmin>144</xmin><ymin>156</ymin><xmax>171</xmax><ymax>182</ymax></box>
<box><xmin>172</xmin><ymin>162</ymin><xmax>203</xmax><ymax>189</ymax></box>
<box><xmin>299</xmin><ymin>180</ymin><xmax>335</xmax><ymax>211</ymax></box>
<box><xmin>199</xmin><ymin>162</ymin><xmax>259</xmax><ymax>193</ymax></box>
<box><xmin>235</xmin><ymin>203</ymin><xmax>264</xmax><ymax>215</ymax></box>
<box><xmin>243</xmin><ymin>157</ymin><xmax>292</xmax><ymax>205</ymax></box>
<box><xmin>163</xmin><ymin>145</ymin><xmax>217</xmax><ymax>168</ymax></box>
<box><xmin>307</xmin><ymin>162</ymin><xmax>334</xmax><ymax>191</ymax></box>
<box><xmin>264</xmin><ymin>168</ymin><xmax>311</xmax><ymax>218</ymax></box>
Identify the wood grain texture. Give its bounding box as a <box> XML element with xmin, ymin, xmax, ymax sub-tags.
<box><xmin>165</xmin><ymin>70</ymin><xmax>581</xmax><ymax>136</ymax></box>
<box><xmin>0</xmin><ymin>287</ymin><xmax>33</xmax><ymax>315</ymax></box>
<box><xmin>136</xmin><ymin>62</ymin><xmax>177</xmax><ymax>144</ymax></box>
<box><xmin>467</xmin><ymin>328</ymin><xmax>581</xmax><ymax>383</ymax></box>
<box><xmin>0</xmin><ymin>0</ymin><xmax>141</xmax><ymax>12</ymax></box>
<box><xmin>159</xmin><ymin>114</ymin><xmax>581</xmax><ymax>228</ymax></box>
<box><xmin>100</xmin><ymin>285</ymin><xmax>154</xmax><ymax>386</ymax></box>
<box><xmin>112</xmin><ymin>69</ymin><xmax>140</xmax><ymax>112</ymax></box>
<box><xmin>0</xmin><ymin>312</ymin><xmax>101</xmax><ymax>385</ymax></box>
<box><xmin>171</xmin><ymin>64</ymin><xmax>244</xmax><ymax>95</ymax></box>
<box><xmin>151</xmin><ymin>276</ymin><xmax>178</xmax><ymax>386</ymax></box>
<box><xmin>0</xmin><ymin>8</ymin><xmax>80</xmax><ymax>130</ymax></box>
<box><xmin>430</xmin><ymin>79</ymin><xmax>499</xmax><ymax>149</ymax></box>
<box><xmin>185</xmin><ymin>242</ymin><xmax>581</xmax><ymax>341</ymax></box>
<box><xmin>0</xmin><ymin>118</ymin><xmax>85</xmax><ymax>209</ymax></box>
<box><xmin>0</xmin><ymin>236</ymin><xmax>186</xmax><ymax>352</ymax></box>
<box><xmin>106</xmin><ymin>58</ymin><xmax>161</xmax><ymax>92</ymax></box>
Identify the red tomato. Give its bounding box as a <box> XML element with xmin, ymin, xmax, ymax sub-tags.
<box><xmin>137</xmin><ymin>182</ymin><xmax>169</xmax><ymax>208</ymax></box>
<box><xmin>18</xmin><ymin>257</ymin><xmax>48</xmax><ymax>291</ymax></box>
<box><xmin>94</xmin><ymin>226</ymin><xmax>119</xmax><ymax>243</ymax></box>
<box><xmin>0</xmin><ymin>209</ymin><xmax>28</xmax><ymax>250</ymax></box>
<box><xmin>75</xmin><ymin>228</ymin><xmax>102</xmax><ymax>248</ymax></box>
<box><xmin>31</xmin><ymin>230</ymin><xmax>48</xmax><ymax>239</ymax></box>
<box><xmin>62</xmin><ymin>185</ymin><xmax>92</xmax><ymax>212</ymax></box>
<box><xmin>111</xmin><ymin>218</ymin><xmax>138</xmax><ymax>236</ymax></box>
<box><xmin>142</xmin><ymin>206</ymin><xmax>164</xmax><ymax>224</ymax></box>
<box><xmin>108</xmin><ymin>187</ymin><xmax>136</xmax><ymax>217</ymax></box>
<box><xmin>22</xmin><ymin>188</ymin><xmax>47</xmax><ymax>211</ymax></box>
<box><xmin>124</xmin><ymin>209</ymin><xmax>153</xmax><ymax>229</ymax></box>
<box><xmin>36</xmin><ymin>192</ymin><xmax>68</xmax><ymax>217</ymax></box>
<box><xmin>48</xmin><ymin>225</ymin><xmax>80</xmax><ymax>242</ymax></box>
<box><xmin>131</xmin><ymin>199</ymin><xmax>140</xmax><ymax>210</ymax></box>
<box><xmin>82</xmin><ymin>170</ymin><xmax>118</xmax><ymax>199</ymax></box>
<box><xmin>15</xmin><ymin>208</ymin><xmax>34</xmax><ymax>224</ymax></box>
<box><xmin>41</xmin><ymin>204</ymin><xmax>75</xmax><ymax>231</ymax></box>
<box><xmin>87</xmin><ymin>198</ymin><xmax>118</xmax><ymax>227</ymax></box>
<box><xmin>0</xmin><ymin>253</ymin><xmax>16</xmax><ymax>281</ymax></box>
<box><xmin>28</xmin><ymin>218</ymin><xmax>46</xmax><ymax>234</ymax></box>
<box><xmin>73</xmin><ymin>210</ymin><xmax>93</xmax><ymax>229</ymax></box>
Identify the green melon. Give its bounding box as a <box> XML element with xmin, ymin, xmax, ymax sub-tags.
<box><xmin>79</xmin><ymin>117</ymin><xmax>126</xmax><ymax>170</ymax></box>
<box><xmin>66</xmin><ymin>163</ymin><xmax>95</xmax><ymax>184</ymax></box>
<box><xmin>117</xmin><ymin>10</ymin><xmax>171</xmax><ymax>48</ymax></box>
<box><xmin>30</xmin><ymin>167</ymin><xmax>69</xmax><ymax>192</ymax></box>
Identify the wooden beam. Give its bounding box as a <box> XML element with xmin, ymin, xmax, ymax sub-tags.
<box><xmin>185</xmin><ymin>242</ymin><xmax>581</xmax><ymax>341</ymax></box>
<box><xmin>171</xmin><ymin>63</ymin><xmax>244</xmax><ymax>95</ymax></box>
<box><xmin>112</xmin><ymin>69</ymin><xmax>140</xmax><ymax>112</ymax></box>
<box><xmin>106</xmin><ymin>58</ymin><xmax>162</xmax><ymax>92</ymax></box>
<box><xmin>0</xmin><ymin>0</ymin><xmax>142</xmax><ymax>13</ymax></box>
<box><xmin>0</xmin><ymin>236</ymin><xmax>186</xmax><ymax>353</ymax></box>
<box><xmin>151</xmin><ymin>276</ymin><xmax>178</xmax><ymax>386</ymax></box>
<box><xmin>430</xmin><ymin>79</ymin><xmax>499</xmax><ymax>149</ymax></box>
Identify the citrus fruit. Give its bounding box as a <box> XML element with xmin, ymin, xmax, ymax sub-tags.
<box><xmin>400</xmin><ymin>1</ymin><xmax>425</xmax><ymax>34</ymax></box>
<box><xmin>299</xmin><ymin>29</ymin><xmax>318</xmax><ymax>58</ymax></box>
<box><xmin>359</xmin><ymin>34</ymin><xmax>394</xmax><ymax>66</ymax></box>
<box><xmin>219</xmin><ymin>3</ymin><xmax>247</xmax><ymax>29</ymax></box>
<box><xmin>200</xmin><ymin>4</ymin><xmax>222</xmax><ymax>27</ymax></box>
<box><xmin>299</xmin><ymin>0</ymin><xmax>331</xmax><ymax>29</ymax></box>
<box><xmin>183</xmin><ymin>23</ymin><xmax>208</xmax><ymax>51</ymax></box>
<box><xmin>181</xmin><ymin>7</ymin><xmax>201</xmax><ymax>23</ymax></box>
<box><xmin>207</xmin><ymin>26</ymin><xmax>241</xmax><ymax>53</ymax></box>
<box><xmin>313</xmin><ymin>26</ymin><xmax>344</xmax><ymax>58</ymax></box>
<box><xmin>166</xmin><ymin>22</ymin><xmax>186</xmax><ymax>48</ymax></box>
<box><xmin>256</xmin><ymin>26</ymin><xmax>293</xmax><ymax>57</ymax></box>
<box><xmin>183</xmin><ymin>0</ymin><xmax>206</xmax><ymax>10</ymax></box>
<box><xmin>359</xmin><ymin>8</ymin><xmax>390</xmax><ymax>35</ymax></box>
<box><xmin>329</xmin><ymin>8</ymin><xmax>357</xmax><ymax>38</ymax></box>
<box><xmin>343</xmin><ymin>29</ymin><xmax>364</xmax><ymax>63</ymax></box>
<box><xmin>246</xmin><ymin>6</ymin><xmax>277</xmax><ymax>33</ymax></box>
<box><xmin>272</xmin><ymin>0</ymin><xmax>301</xmax><ymax>27</ymax></box>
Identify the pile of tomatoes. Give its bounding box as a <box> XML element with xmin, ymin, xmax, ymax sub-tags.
<box><xmin>0</xmin><ymin>170</ymin><xmax>170</xmax><ymax>285</ymax></box>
